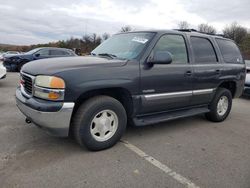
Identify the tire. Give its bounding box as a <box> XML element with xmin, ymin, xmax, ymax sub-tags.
<box><xmin>8</xmin><ymin>64</ymin><xmax>16</xmax><ymax>72</ymax></box>
<box><xmin>72</xmin><ymin>95</ymin><xmax>127</xmax><ymax>151</ymax></box>
<box><xmin>205</xmin><ymin>88</ymin><xmax>232</xmax><ymax>122</ymax></box>
<box><xmin>17</xmin><ymin>62</ymin><xmax>26</xmax><ymax>72</ymax></box>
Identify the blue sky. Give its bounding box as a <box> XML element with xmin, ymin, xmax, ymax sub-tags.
<box><xmin>0</xmin><ymin>0</ymin><xmax>249</xmax><ymax>45</ymax></box>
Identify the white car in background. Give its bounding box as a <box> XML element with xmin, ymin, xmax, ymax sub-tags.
<box><xmin>0</xmin><ymin>61</ymin><xmax>6</xmax><ymax>79</ymax></box>
<box><xmin>0</xmin><ymin>51</ymin><xmax>19</xmax><ymax>79</ymax></box>
<box><xmin>0</xmin><ymin>51</ymin><xmax>20</xmax><ymax>61</ymax></box>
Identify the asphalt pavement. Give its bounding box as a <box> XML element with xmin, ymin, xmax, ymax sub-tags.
<box><xmin>0</xmin><ymin>73</ymin><xmax>250</xmax><ymax>188</ymax></box>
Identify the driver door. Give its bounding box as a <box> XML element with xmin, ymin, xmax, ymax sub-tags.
<box><xmin>34</xmin><ymin>49</ymin><xmax>50</xmax><ymax>60</ymax></box>
<box><xmin>140</xmin><ymin>34</ymin><xmax>193</xmax><ymax>114</ymax></box>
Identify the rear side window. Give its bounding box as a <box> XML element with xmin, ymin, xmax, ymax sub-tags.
<box><xmin>153</xmin><ymin>34</ymin><xmax>188</xmax><ymax>64</ymax></box>
<box><xmin>191</xmin><ymin>37</ymin><xmax>217</xmax><ymax>63</ymax></box>
<box><xmin>50</xmin><ymin>50</ymin><xmax>69</xmax><ymax>56</ymax></box>
<box><xmin>216</xmin><ymin>39</ymin><xmax>243</xmax><ymax>63</ymax></box>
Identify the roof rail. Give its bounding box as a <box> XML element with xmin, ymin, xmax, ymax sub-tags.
<box><xmin>174</xmin><ymin>29</ymin><xmax>225</xmax><ymax>37</ymax></box>
<box><xmin>174</xmin><ymin>29</ymin><xmax>197</xmax><ymax>32</ymax></box>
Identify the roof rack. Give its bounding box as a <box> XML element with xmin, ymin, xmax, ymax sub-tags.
<box><xmin>174</xmin><ymin>29</ymin><xmax>198</xmax><ymax>32</ymax></box>
<box><xmin>174</xmin><ymin>29</ymin><xmax>225</xmax><ymax>37</ymax></box>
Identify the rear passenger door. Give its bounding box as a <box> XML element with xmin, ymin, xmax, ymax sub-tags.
<box><xmin>190</xmin><ymin>36</ymin><xmax>222</xmax><ymax>105</ymax></box>
<box><xmin>49</xmin><ymin>49</ymin><xmax>69</xmax><ymax>58</ymax></box>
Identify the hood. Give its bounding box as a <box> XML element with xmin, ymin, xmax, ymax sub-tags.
<box><xmin>4</xmin><ymin>54</ymin><xmax>30</xmax><ymax>59</ymax></box>
<box><xmin>22</xmin><ymin>56</ymin><xmax>127</xmax><ymax>75</ymax></box>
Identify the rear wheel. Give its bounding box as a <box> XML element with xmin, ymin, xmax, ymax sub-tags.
<box><xmin>72</xmin><ymin>96</ymin><xmax>127</xmax><ymax>151</ymax></box>
<box><xmin>205</xmin><ymin>88</ymin><xmax>232</xmax><ymax>122</ymax></box>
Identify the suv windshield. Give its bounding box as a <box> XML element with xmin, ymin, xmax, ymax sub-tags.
<box><xmin>92</xmin><ymin>32</ymin><xmax>155</xmax><ymax>60</ymax></box>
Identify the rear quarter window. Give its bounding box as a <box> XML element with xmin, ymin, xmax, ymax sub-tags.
<box><xmin>216</xmin><ymin>39</ymin><xmax>243</xmax><ymax>63</ymax></box>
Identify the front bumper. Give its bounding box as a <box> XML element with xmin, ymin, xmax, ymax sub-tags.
<box><xmin>16</xmin><ymin>87</ymin><xmax>74</xmax><ymax>137</ymax></box>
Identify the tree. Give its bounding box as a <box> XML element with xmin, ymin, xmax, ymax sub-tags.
<box><xmin>120</xmin><ymin>25</ymin><xmax>132</xmax><ymax>32</ymax></box>
<box><xmin>82</xmin><ymin>34</ymin><xmax>93</xmax><ymax>53</ymax></box>
<box><xmin>198</xmin><ymin>23</ymin><xmax>217</xmax><ymax>34</ymax></box>
<box><xmin>102</xmin><ymin>33</ymin><xmax>110</xmax><ymax>41</ymax></box>
<box><xmin>223</xmin><ymin>22</ymin><xmax>247</xmax><ymax>44</ymax></box>
<box><xmin>0</xmin><ymin>32</ymin><xmax>121</xmax><ymax>55</ymax></box>
<box><xmin>240</xmin><ymin>33</ymin><xmax>250</xmax><ymax>59</ymax></box>
<box><xmin>178</xmin><ymin>21</ymin><xmax>190</xmax><ymax>29</ymax></box>
<box><xmin>90</xmin><ymin>33</ymin><xmax>101</xmax><ymax>46</ymax></box>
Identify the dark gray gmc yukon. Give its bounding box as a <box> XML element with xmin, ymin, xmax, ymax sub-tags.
<box><xmin>16</xmin><ymin>30</ymin><xmax>246</xmax><ymax>151</ymax></box>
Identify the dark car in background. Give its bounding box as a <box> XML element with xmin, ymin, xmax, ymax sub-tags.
<box><xmin>3</xmin><ymin>47</ymin><xmax>76</xmax><ymax>72</ymax></box>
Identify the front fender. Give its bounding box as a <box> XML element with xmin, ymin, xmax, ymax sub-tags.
<box><xmin>71</xmin><ymin>78</ymin><xmax>135</xmax><ymax>100</ymax></box>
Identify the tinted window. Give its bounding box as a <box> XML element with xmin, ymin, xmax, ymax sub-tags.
<box><xmin>191</xmin><ymin>37</ymin><xmax>217</xmax><ymax>63</ymax></box>
<box><xmin>37</xmin><ymin>49</ymin><xmax>49</xmax><ymax>56</ymax></box>
<box><xmin>153</xmin><ymin>35</ymin><xmax>188</xmax><ymax>64</ymax></box>
<box><xmin>50</xmin><ymin>50</ymin><xmax>68</xmax><ymax>56</ymax></box>
<box><xmin>216</xmin><ymin>39</ymin><xmax>243</xmax><ymax>63</ymax></box>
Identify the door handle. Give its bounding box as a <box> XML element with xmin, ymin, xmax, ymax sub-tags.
<box><xmin>215</xmin><ymin>69</ymin><xmax>221</xmax><ymax>74</ymax></box>
<box><xmin>185</xmin><ymin>71</ymin><xmax>192</xmax><ymax>76</ymax></box>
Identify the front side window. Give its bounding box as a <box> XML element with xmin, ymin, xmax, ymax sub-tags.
<box><xmin>37</xmin><ymin>49</ymin><xmax>50</xmax><ymax>56</ymax></box>
<box><xmin>191</xmin><ymin>37</ymin><xmax>217</xmax><ymax>63</ymax></box>
<box><xmin>153</xmin><ymin>34</ymin><xmax>188</xmax><ymax>64</ymax></box>
<box><xmin>216</xmin><ymin>39</ymin><xmax>243</xmax><ymax>63</ymax></box>
<box><xmin>92</xmin><ymin>32</ymin><xmax>155</xmax><ymax>60</ymax></box>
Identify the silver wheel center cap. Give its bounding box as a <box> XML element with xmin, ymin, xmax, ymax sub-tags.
<box><xmin>217</xmin><ymin>96</ymin><xmax>229</xmax><ymax>116</ymax></box>
<box><xmin>90</xmin><ymin>110</ymin><xmax>119</xmax><ymax>142</ymax></box>
<box><xmin>100</xmin><ymin>118</ymin><xmax>110</xmax><ymax>130</ymax></box>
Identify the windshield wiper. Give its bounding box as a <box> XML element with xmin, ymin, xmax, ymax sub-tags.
<box><xmin>97</xmin><ymin>53</ymin><xmax>117</xmax><ymax>59</ymax></box>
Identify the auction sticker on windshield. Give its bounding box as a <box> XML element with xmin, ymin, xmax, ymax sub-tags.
<box><xmin>132</xmin><ymin>37</ymin><xmax>149</xmax><ymax>44</ymax></box>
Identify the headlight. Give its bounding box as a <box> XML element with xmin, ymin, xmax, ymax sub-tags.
<box><xmin>35</xmin><ymin>75</ymin><xmax>65</xmax><ymax>89</ymax></box>
<box><xmin>34</xmin><ymin>76</ymin><xmax>65</xmax><ymax>101</ymax></box>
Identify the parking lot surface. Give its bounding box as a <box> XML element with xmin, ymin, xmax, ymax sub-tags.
<box><xmin>1</xmin><ymin>73</ymin><xmax>250</xmax><ymax>188</ymax></box>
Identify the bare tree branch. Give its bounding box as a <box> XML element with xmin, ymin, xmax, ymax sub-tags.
<box><xmin>223</xmin><ymin>22</ymin><xmax>248</xmax><ymax>44</ymax></box>
<box><xmin>198</xmin><ymin>23</ymin><xmax>217</xmax><ymax>34</ymax></box>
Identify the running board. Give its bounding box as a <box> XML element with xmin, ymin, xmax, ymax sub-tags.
<box><xmin>133</xmin><ymin>107</ymin><xmax>210</xmax><ymax>126</ymax></box>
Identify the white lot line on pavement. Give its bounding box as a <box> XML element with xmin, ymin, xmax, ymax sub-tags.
<box><xmin>121</xmin><ymin>140</ymin><xmax>200</xmax><ymax>188</ymax></box>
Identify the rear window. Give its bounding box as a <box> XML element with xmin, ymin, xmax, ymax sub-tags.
<box><xmin>191</xmin><ymin>37</ymin><xmax>217</xmax><ymax>63</ymax></box>
<box><xmin>216</xmin><ymin>39</ymin><xmax>243</xmax><ymax>63</ymax></box>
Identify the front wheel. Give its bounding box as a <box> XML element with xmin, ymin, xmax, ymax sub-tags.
<box><xmin>205</xmin><ymin>88</ymin><xmax>232</xmax><ymax>122</ymax></box>
<box><xmin>72</xmin><ymin>96</ymin><xmax>127</xmax><ymax>151</ymax></box>
<box><xmin>17</xmin><ymin>61</ymin><xmax>26</xmax><ymax>72</ymax></box>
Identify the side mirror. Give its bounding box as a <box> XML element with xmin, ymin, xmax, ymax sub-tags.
<box><xmin>148</xmin><ymin>51</ymin><xmax>173</xmax><ymax>64</ymax></box>
<box><xmin>35</xmin><ymin>53</ymin><xmax>40</xmax><ymax>57</ymax></box>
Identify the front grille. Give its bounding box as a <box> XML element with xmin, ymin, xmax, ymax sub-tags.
<box><xmin>21</xmin><ymin>73</ymin><xmax>33</xmax><ymax>95</ymax></box>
